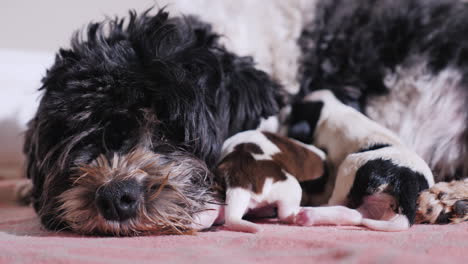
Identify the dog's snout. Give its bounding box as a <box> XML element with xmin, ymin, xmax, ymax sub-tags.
<box><xmin>95</xmin><ymin>180</ymin><xmax>141</xmax><ymax>221</ymax></box>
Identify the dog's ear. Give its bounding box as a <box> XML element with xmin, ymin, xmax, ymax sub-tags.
<box><xmin>181</xmin><ymin>15</ymin><xmax>285</xmax><ymax>136</ymax></box>
<box><xmin>288</xmin><ymin>101</ymin><xmax>324</xmax><ymax>143</ymax></box>
<box><xmin>146</xmin><ymin>15</ymin><xmax>285</xmax><ymax>165</ymax></box>
<box><xmin>221</xmin><ymin>54</ymin><xmax>284</xmax><ymax>136</ymax></box>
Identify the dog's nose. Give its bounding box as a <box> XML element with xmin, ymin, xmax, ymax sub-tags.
<box><xmin>95</xmin><ymin>180</ymin><xmax>141</xmax><ymax>221</ymax></box>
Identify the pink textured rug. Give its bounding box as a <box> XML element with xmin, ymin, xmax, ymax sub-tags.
<box><xmin>1</xmin><ymin>180</ymin><xmax>467</xmax><ymax>264</ymax></box>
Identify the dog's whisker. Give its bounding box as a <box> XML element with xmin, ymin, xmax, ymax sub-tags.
<box><xmin>148</xmin><ymin>173</ymin><xmax>170</xmax><ymax>201</ymax></box>
<box><xmin>72</xmin><ymin>172</ymin><xmax>90</xmax><ymax>186</ymax></box>
<box><xmin>112</xmin><ymin>154</ymin><xmax>119</xmax><ymax>170</ymax></box>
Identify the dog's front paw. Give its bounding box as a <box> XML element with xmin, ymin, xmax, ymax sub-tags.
<box><xmin>416</xmin><ymin>179</ymin><xmax>468</xmax><ymax>224</ymax></box>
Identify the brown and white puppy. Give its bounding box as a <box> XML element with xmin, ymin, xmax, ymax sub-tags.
<box><xmin>211</xmin><ymin>130</ymin><xmax>331</xmax><ymax>233</ymax></box>
<box><xmin>289</xmin><ymin>90</ymin><xmax>435</xmax><ymax>231</ymax></box>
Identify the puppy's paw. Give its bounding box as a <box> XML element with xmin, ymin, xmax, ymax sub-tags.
<box><xmin>295</xmin><ymin>209</ymin><xmax>314</xmax><ymax>226</ymax></box>
<box><xmin>416</xmin><ymin>179</ymin><xmax>468</xmax><ymax>224</ymax></box>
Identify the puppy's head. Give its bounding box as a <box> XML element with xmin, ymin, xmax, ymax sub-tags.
<box><xmin>288</xmin><ymin>90</ymin><xmax>356</xmax><ymax>143</ymax></box>
<box><xmin>23</xmin><ymin>9</ymin><xmax>282</xmax><ymax>235</ymax></box>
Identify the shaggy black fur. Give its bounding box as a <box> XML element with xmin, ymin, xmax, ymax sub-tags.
<box><xmin>299</xmin><ymin>0</ymin><xmax>468</xmax><ymax>108</ymax></box>
<box><xmin>23</xmin><ymin>9</ymin><xmax>283</xmax><ymax>231</ymax></box>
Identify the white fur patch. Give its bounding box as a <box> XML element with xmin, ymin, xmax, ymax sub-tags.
<box><xmin>258</xmin><ymin>115</ymin><xmax>280</xmax><ymax>133</ymax></box>
<box><xmin>219</xmin><ymin>130</ymin><xmax>280</xmax><ymax>161</ymax></box>
<box><xmin>366</xmin><ymin>60</ymin><xmax>468</xmax><ymax>181</ymax></box>
<box><xmin>304</xmin><ymin>90</ymin><xmax>402</xmax><ymax>166</ymax></box>
<box><xmin>361</xmin><ymin>214</ymin><xmax>410</xmax><ymax>232</ymax></box>
<box><xmin>296</xmin><ymin>206</ymin><xmax>363</xmax><ymax>226</ymax></box>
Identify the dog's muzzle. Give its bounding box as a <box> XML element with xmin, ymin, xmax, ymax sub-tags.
<box><xmin>57</xmin><ymin>148</ymin><xmax>215</xmax><ymax>235</ymax></box>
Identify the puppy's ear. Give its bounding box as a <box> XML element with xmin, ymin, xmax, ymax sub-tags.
<box><xmin>222</xmin><ymin>55</ymin><xmax>284</xmax><ymax>136</ymax></box>
<box><xmin>288</xmin><ymin>101</ymin><xmax>324</xmax><ymax>143</ymax></box>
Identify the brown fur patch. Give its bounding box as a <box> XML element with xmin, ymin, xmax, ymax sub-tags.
<box><xmin>214</xmin><ymin>143</ymin><xmax>287</xmax><ymax>195</ymax></box>
<box><xmin>263</xmin><ymin>132</ymin><xmax>325</xmax><ymax>183</ymax></box>
<box><xmin>263</xmin><ymin>132</ymin><xmax>328</xmax><ymax>206</ymax></box>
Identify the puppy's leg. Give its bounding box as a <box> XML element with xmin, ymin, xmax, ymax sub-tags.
<box><xmin>295</xmin><ymin>206</ymin><xmax>363</xmax><ymax>226</ymax></box>
<box><xmin>224</xmin><ymin>188</ymin><xmax>260</xmax><ymax>233</ymax></box>
<box><xmin>361</xmin><ymin>215</ymin><xmax>410</xmax><ymax>231</ymax></box>
<box><xmin>270</xmin><ymin>175</ymin><xmax>302</xmax><ymax>224</ymax></box>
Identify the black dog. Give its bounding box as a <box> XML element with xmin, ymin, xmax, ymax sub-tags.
<box><xmin>24</xmin><ymin>9</ymin><xmax>283</xmax><ymax>235</ymax></box>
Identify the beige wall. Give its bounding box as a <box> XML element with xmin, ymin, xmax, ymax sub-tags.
<box><xmin>0</xmin><ymin>0</ymin><xmax>160</xmax><ymax>52</ymax></box>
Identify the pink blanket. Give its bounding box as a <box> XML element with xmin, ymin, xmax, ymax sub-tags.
<box><xmin>1</xmin><ymin>180</ymin><xmax>467</xmax><ymax>264</ymax></box>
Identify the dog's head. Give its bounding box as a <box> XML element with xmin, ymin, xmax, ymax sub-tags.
<box><xmin>23</xmin><ymin>9</ymin><xmax>283</xmax><ymax>235</ymax></box>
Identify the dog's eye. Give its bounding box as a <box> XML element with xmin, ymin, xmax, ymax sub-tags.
<box><xmin>104</xmin><ymin>114</ymin><xmax>138</xmax><ymax>151</ymax></box>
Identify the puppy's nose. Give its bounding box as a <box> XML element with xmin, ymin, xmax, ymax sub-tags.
<box><xmin>95</xmin><ymin>180</ymin><xmax>140</xmax><ymax>221</ymax></box>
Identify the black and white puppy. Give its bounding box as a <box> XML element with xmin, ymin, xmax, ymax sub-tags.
<box><xmin>23</xmin><ymin>9</ymin><xmax>284</xmax><ymax>236</ymax></box>
<box><xmin>290</xmin><ymin>90</ymin><xmax>434</xmax><ymax>231</ymax></box>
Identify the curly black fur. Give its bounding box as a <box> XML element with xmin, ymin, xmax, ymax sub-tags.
<box><xmin>299</xmin><ymin>0</ymin><xmax>468</xmax><ymax>108</ymax></box>
<box><xmin>23</xmin><ymin>9</ymin><xmax>283</xmax><ymax>233</ymax></box>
